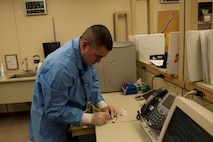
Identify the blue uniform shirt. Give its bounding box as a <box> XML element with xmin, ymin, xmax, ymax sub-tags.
<box><xmin>29</xmin><ymin>37</ymin><xmax>104</xmax><ymax>142</ymax></box>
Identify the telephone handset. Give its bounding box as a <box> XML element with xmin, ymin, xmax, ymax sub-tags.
<box><xmin>141</xmin><ymin>87</ymin><xmax>168</xmax><ymax>115</ymax></box>
<box><xmin>143</xmin><ymin>92</ymin><xmax>179</xmax><ymax>129</ymax></box>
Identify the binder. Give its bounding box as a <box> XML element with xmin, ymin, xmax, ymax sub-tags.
<box><xmin>135</xmin><ymin>33</ymin><xmax>165</xmax><ymax>61</ymax></box>
<box><xmin>186</xmin><ymin>31</ymin><xmax>203</xmax><ymax>82</ymax></box>
<box><xmin>200</xmin><ymin>30</ymin><xmax>210</xmax><ymax>83</ymax></box>
<box><xmin>167</xmin><ymin>32</ymin><xmax>179</xmax><ymax>75</ymax></box>
<box><xmin>209</xmin><ymin>30</ymin><xmax>213</xmax><ymax>85</ymax></box>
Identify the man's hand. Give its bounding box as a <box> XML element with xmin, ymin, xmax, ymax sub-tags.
<box><xmin>91</xmin><ymin>112</ymin><xmax>110</xmax><ymax>126</ymax></box>
<box><xmin>100</xmin><ymin>105</ymin><xmax>118</xmax><ymax>119</ymax></box>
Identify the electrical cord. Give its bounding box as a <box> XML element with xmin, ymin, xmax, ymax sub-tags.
<box><xmin>183</xmin><ymin>90</ymin><xmax>197</xmax><ymax>98</ymax></box>
<box><xmin>184</xmin><ymin>90</ymin><xmax>213</xmax><ymax>107</ymax></box>
<box><xmin>183</xmin><ymin>77</ymin><xmax>189</xmax><ymax>95</ymax></box>
<box><xmin>151</xmin><ymin>74</ymin><xmax>165</xmax><ymax>89</ymax></box>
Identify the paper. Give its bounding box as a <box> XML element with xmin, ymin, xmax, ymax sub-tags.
<box><xmin>135</xmin><ymin>33</ymin><xmax>165</xmax><ymax>61</ymax></box>
<box><xmin>149</xmin><ymin>60</ymin><xmax>164</xmax><ymax>66</ymax></box>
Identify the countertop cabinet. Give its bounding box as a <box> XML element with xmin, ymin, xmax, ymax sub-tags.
<box><xmin>0</xmin><ymin>78</ymin><xmax>35</xmax><ymax>104</ymax></box>
<box><xmin>95</xmin><ymin>42</ymin><xmax>137</xmax><ymax>92</ymax></box>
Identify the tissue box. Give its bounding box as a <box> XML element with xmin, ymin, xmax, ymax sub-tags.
<box><xmin>121</xmin><ymin>83</ymin><xmax>137</xmax><ymax>95</ymax></box>
<box><xmin>136</xmin><ymin>84</ymin><xmax>150</xmax><ymax>93</ymax></box>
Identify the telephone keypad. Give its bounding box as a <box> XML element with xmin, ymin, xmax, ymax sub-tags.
<box><xmin>145</xmin><ymin>108</ymin><xmax>165</xmax><ymax>129</ymax></box>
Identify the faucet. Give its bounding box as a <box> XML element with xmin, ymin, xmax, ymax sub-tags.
<box><xmin>22</xmin><ymin>57</ymin><xmax>31</xmax><ymax>72</ymax></box>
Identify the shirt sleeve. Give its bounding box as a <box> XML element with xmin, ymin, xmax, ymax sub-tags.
<box><xmin>96</xmin><ymin>100</ymin><xmax>108</xmax><ymax>109</ymax></box>
<box><xmin>40</xmin><ymin>65</ymin><xmax>84</xmax><ymax>126</ymax></box>
<box><xmin>80</xmin><ymin>113</ymin><xmax>93</xmax><ymax>126</ymax></box>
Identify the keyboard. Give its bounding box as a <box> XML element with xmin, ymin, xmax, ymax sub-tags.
<box><xmin>140</xmin><ymin>121</ymin><xmax>160</xmax><ymax>142</ymax></box>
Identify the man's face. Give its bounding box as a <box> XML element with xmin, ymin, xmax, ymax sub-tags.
<box><xmin>80</xmin><ymin>40</ymin><xmax>110</xmax><ymax>66</ymax></box>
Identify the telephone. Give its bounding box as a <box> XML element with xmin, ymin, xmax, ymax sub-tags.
<box><xmin>142</xmin><ymin>92</ymin><xmax>180</xmax><ymax>129</ymax></box>
<box><xmin>141</xmin><ymin>87</ymin><xmax>168</xmax><ymax>115</ymax></box>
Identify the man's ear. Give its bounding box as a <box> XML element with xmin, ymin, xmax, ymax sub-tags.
<box><xmin>81</xmin><ymin>40</ymin><xmax>89</xmax><ymax>51</ymax></box>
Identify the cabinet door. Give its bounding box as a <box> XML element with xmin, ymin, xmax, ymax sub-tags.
<box><xmin>103</xmin><ymin>45</ymin><xmax>136</xmax><ymax>92</ymax></box>
<box><xmin>95</xmin><ymin>60</ymin><xmax>106</xmax><ymax>92</ymax></box>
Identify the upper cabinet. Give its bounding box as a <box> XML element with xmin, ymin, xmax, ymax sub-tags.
<box><xmin>198</xmin><ymin>2</ymin><xmax>212</xmax><ymax>30</ymax></box>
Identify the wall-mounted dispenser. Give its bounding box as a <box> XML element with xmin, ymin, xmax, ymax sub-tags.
<box><xmin>33</xmin><ymin>55</ymin><xmax>40</xmax><ymax>70</ymax></box>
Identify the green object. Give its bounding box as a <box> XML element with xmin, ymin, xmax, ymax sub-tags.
<box><xmin>85</xmin><ymin>105</ymin><xmax>92</xmax><ymax>113</ymax></box>
<box><xmin>141</xmin><ymin>85</ymin><xmax>150</xmax><ymax>93</ymax></box>
<box><xmin>202</xmin><ymin>9</ymin><xmax>209</xmax><ymax>14</ymax></box>
<box><xmin>136</xmin><ymin>84</ymin><xmax>150</xmax><ymax>93</ymax></box>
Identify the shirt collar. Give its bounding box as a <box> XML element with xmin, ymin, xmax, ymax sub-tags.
<box><xmin>73</xmin><ymin>37</ymin><xmax>89</xmax><ymax>72</ymax></box>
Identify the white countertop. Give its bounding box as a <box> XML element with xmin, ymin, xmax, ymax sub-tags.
<box><xmin>0</xmin><ymin>72</ymin><xmax>36</xmax><ymax>83</ymax></box>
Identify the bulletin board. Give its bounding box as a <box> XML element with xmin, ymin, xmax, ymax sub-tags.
<box><xmin>158</xmin><ymin>10</ymin><xmax>179</xmax><ymax>33</ymax></box>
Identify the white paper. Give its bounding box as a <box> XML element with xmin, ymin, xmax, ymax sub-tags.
<box><xmin>135</xmin><ymin>33</ymin><xmax>165</xmax><ymax>61</ymax></box>
<box><xmin>149</xmin><ymin>60</ymin><xmax>164</xmax><ymax>66</ymax></box>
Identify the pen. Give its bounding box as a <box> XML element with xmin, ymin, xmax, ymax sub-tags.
<box><xmin>89</xmin><ymin>102</ymin><xmax>101</xmax><ymax>112</ymax></box>
<box><xmin>112</xmin><ymin>116</ymin><xmax>117</xmax><ymax>123</ymax></box>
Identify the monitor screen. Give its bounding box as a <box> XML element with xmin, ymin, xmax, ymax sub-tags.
<box><xmin>43</xmin><ymin>42</ymin><xmax>60</xmax><ymax>58</ymax></box>
<box><xmin>158</xmin><ymin>96</ymin><xmax>213</xmax><ymax>142</ymax></box>
<box><xmin>162</xmin><ymin>107</ymin><xmax>213</xmax><ymax>142</ymax></box>
<box><xmin>161</xmin><ymin>95</ymin><xmax>175</xmax><ymax>109</ymax></box>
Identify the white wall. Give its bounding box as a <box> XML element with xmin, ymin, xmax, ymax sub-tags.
<box><xmin>0</xmin><ymin>0</ymin><xmax>179</xmax><ymax>73</ymax></box>
<box><xmin>1</xmin><ymin>0</ymin><xmax>146</xmax><ymax>72</ymax></box>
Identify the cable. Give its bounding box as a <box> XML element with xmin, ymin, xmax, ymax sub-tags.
<box><xmin>151</xmin><ymin>74</ymin><xmax>165</xmax><ymax>89</ymax></box>
<box><xmin>183</xmin><ymin>77</ymin><xmax>189</xmax><ymax>95</ymax></box>
<box><xmin>183</xmin><ymin>90</ymin><xmax>197</xmax><ymax>98</ymax></box>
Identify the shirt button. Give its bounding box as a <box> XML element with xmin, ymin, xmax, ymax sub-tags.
<box><xmin>85</xmin><ymin>83</ymin><xmax>88</xmax><ymax>86</ymax></box>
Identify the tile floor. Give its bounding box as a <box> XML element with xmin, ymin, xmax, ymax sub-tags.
<box><xmin>0</xmin><ymin>111</ymin><xmax>30</xmax><ymax>142</ymax></box>
<box><xmin>0</xmin><ymin>111</ymin><xmax>95</xmax><ymax>142</ymax></box>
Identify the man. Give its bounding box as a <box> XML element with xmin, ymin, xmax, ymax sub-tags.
<box><xmin>30</xmin><ymin>25</ymin><xmax>118</xmax><ymax>142</ymax></box>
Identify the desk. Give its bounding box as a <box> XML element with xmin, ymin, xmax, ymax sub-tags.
<box><xmin>70</xmin><ymin>92</ymin><xmax>141</xmax><ymax>136</ymax></box>
<box><xmin>96</xmin><ymin>121</ymin><xmax>151</xmax><ymax>142</ymax></box>
<box><xmin>71</xmin><ymin>126</ymin><xmax>95</xmax><ymax>137</ymax></box>
<box><xmin>102</xmin><ymin>92</ymin><xmax>141</xmax><ymax>123</ymax></box>
<box><xmin>70</xmin><ymin>92</ymin><xmax>150</xmax><ymax>141</ymax></box>
<box><xmin>95</xmin><ymin>92</ymin><xmax>152</xmax><ymax>142</ymax></box>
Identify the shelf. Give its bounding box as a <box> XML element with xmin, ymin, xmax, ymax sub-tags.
<box><xmin>198</xmin><ymin>22</ymin><xmax>212</xmax><ymax>24</ymax></box>
<box><xmin>137</xmin><ymin>61</ymin><xmax>213</xmax><ymax>102</ymax></box>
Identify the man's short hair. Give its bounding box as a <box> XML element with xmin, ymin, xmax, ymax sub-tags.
<box><xmin>80</xmin><ymin>25</ymin><xmax>113</xmax><ymax>51</ymax></box>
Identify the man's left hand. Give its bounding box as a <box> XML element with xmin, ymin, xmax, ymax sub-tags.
<box><xmin>101</xmin><ymin>106</ymin><xmax>118</xmax><ymax>119</ymax></box>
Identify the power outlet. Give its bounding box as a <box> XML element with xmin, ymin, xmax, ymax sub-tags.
<box><xmin>194</xmin><ymin>88</ymin><xmax>204</xmax><ymax>97</ymax></box>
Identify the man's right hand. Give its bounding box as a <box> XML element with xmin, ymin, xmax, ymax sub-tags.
<box><xmin>91</xmin><ymin>112</ymin><xmax>111</xmax><ymax>126</ymax></box>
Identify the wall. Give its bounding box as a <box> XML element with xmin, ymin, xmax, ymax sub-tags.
<box><xmin>1</xmin><ymin>0</ymin><xmax>177</xmax><ymax>73</ymax></box>
<box><xmin>0</xmin><ymin>0</ymin><xmax>184</xmax><ymax>112</ymax></box>
<box><xmin>0</xmin><ymin>0</ymin><xmax>148</xmax><ymax>112</ymax></box>
<box><xmin>0</xmin><ymin>0</ymin><xmax>148</xmax><ymax>73</ymax></box>
<box><xmin>148</xmin><ymin>0</ymin><xmax>180</xmax><ymax>33</ymax></box>
<box><xmin>135</xmin><ymin>0</ymin><xmax>148</xmax><ymax>34</ymax></box>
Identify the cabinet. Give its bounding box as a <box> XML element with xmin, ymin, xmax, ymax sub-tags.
<box><xmin>198</xmin><ymin>1</ymin><xmax>212</xmax><ymax>30</ymax></box>
<box><xmin>95</xmin><ymin>42</ymin><xmax>136</xmax><ymax>92</ymax></box>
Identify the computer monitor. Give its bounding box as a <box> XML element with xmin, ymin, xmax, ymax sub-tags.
<box><xmin>158</xmin><ymin>96</ymin><xmax>213</xmax><ymax>142</ymax></box>
<box><xmin>43</xmin><ymin>42</ymin><xmax>60</xmax><ymax>58</ymax></box>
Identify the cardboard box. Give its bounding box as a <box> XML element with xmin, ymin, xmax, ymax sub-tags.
<box><xmin>199</xmin><ymin>14</ymin><xmax>212</xmax><ymax>22</ymax></box>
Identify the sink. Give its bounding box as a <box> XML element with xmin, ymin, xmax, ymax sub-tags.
<box><xmin>8</xmin><ymin>72</ymin><xmax>37</xmax><ymax>79</ymax></box>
